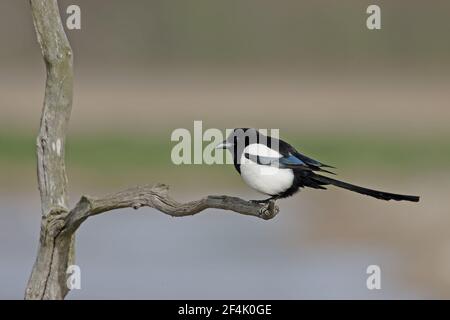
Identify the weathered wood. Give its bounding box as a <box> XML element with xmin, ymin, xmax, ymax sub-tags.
<box><xmin>25</xmin><ymin>0</ymin><xmax>74</xmax><ymax>300</ymax></box>
<box><xmin>63</xmin><ymin>184</ymin><xmax>279</xmax><ymax>235</ymax></box>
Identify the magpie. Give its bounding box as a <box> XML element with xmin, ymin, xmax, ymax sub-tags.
<box><xmin>216</xmin><ymin>128</ymin><xmax>420</xmax><ymax>203</ymax></box>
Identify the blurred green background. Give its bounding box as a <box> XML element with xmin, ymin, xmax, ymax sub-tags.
<box><xmin>1</xmin><ymin>0</ymin><xmax>450</xmax><ymax>299</ymax></box>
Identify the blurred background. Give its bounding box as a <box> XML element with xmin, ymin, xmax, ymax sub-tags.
<box><xmin>1</xmin><ymin>0</ymin><xmax>450</xmax><ymax>299</ymax></box>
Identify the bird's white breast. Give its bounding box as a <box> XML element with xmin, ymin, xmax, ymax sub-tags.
<box><xmin>239</xmin><ymin>144</ymin><xmax>294</xmax><ymax>196</ymax></box>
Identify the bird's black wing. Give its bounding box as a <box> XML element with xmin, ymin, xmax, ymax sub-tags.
<box><xmin>278</xmin><ymin>139</ymin><xmax>335</xmax><ymax>174</ymax></box>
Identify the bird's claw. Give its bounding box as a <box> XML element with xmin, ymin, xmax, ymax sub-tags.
<box><xmin>257</xmin><ymin>200</ymin><xmax>279</xmax><ymax>220</ymax></box>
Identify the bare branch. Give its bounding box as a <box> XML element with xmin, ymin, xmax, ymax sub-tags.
<box><xmin>63</xmin><ymin>184</ymin><xmax>279</xmax><ymax>234</ymax></box>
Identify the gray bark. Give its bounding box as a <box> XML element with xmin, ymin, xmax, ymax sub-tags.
<box><xmin>25</xmin><ymin>0</ymin><xmax>278</xmax><ymax>300</ymax></box>
<box><xmin>25</xmin><ymin>0</ymin><xmax>74</xmax><ymax>300</ymax></box>
<box><xmin>64</xmin><ymin>184</ymin><xmax>279</xmax><ymax>235</ymax></box>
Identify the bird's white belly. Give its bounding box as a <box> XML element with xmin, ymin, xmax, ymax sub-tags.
<box><xmin>240</xmin><ymin>161</ymin><xmax>294</xmax><ymax>196</ymax></box>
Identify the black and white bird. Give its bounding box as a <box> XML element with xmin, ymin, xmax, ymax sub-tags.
<box><xmin>216</xmin><ymin>128</ymin><xmax>420</xmax><ymax>203</ymax></box>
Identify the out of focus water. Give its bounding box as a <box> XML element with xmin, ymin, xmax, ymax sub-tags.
<box><xmin>0</xmin><ymin>191</ymin><xmax>435</xmax><ymax>299</ymax></box>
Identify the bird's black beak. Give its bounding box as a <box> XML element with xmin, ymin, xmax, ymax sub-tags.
<box><xmin>215</xmin><ymin>140</ymin><xmax>233</xmax><ymax>149</ymax></box>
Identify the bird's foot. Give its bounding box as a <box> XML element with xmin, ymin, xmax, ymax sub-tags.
<box><xmin>257</xmin><ymin>200</ymin><xmax>279</xmax><ymax>220</ymax></box>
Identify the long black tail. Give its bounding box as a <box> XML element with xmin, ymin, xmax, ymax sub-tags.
<box><xmin>310</xmin><ymin>174</ymin><xmax>420</xmax><ymax>202</ymax></box>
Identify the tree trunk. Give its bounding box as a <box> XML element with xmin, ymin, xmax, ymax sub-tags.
<box><xmin>25</xmin><ymin>0</ymin><xmax>74</xmax><ymax>300</ymax></box>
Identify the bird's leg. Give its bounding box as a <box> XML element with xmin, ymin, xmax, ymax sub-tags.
<box><xmin>250</xmin><ymin>196</ymin><xmax>278</xmax><ymax>204</ymax></box>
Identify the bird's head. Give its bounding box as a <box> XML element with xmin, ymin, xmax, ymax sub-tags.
<box><xmin>215</xmin><ymin>128</ymin><xmax>262</xmax><ymax>152</ymax></box>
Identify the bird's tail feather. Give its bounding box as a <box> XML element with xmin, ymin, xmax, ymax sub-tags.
<box><xmin>310</xmin><ymin>174</ymin><xmax>420</xmax><ymax>202</ymax></box>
